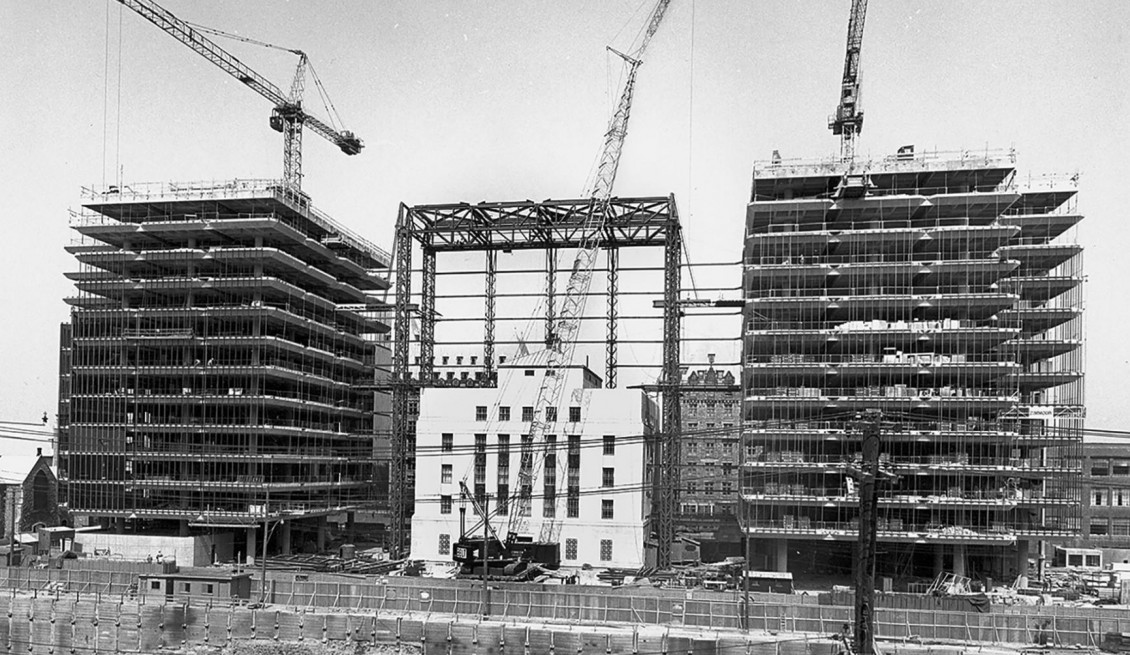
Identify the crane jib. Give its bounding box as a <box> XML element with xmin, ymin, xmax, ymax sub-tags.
<box><xmin>116</xmin><ymin>0</ymin><xmax>363</xmax><ymax>190</ymax></box>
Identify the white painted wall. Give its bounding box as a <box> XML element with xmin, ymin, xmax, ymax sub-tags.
<box><xmin>410</xmin><ymin>357</ymin><xmax>656</xmax><ymax>568</ymax></box>
<box><xmin>73</xmin><ymin>532</ymin><xmax>233</xmax><ymax>566</ymax></box>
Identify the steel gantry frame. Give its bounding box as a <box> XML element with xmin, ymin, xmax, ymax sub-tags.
<box><xmin>388</xmin><ymin>195</ymin><xmax>682</xmax><ymax>560</ymax></box>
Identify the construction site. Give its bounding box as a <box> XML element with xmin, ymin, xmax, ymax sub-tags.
<box><xmin>5</xmin><ymin>0</ymin><xmax>1121</xmax><ymax>654</ymax></box>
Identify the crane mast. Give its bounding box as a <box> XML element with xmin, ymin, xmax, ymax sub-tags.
<box><xmin>829</xmin><ymin>0</ymin><xmax>868</xmax><ymax>163</ymax></box>
<box><xmin>504</xmin><ymin>0</ymin><xmax>673</xmax><ymax>546</ymax></box>
<box><xmin>117</xmin><ymin>0</ymin><xmax>363</xmax><ymax>192</ymax></box>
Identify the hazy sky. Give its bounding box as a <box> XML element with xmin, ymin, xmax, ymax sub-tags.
<box><xmin>1</xmin><ymin>1</ymin><xmax>1127</xmax><ymax>457</ymax></box>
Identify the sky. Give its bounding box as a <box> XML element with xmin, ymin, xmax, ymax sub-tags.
<box><xmin>0</xmin><ymin>1</ymin><xmax>1127</xmax><ymax>457</ymax></box>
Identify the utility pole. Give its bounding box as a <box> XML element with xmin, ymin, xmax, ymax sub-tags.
<box><xmin>7</xmin><ymin>487</ymin><xmax>16</xmax><ymax>566</ymax></box>
<box><xmin>854</xmin><ymin>410</ymin><xmax>882</xmax><ymax>655</ymax></box>
<box><xmin>481</xmin><ymin>493</ymin><xmax>490</xmax><ymax>617</ymax></box>
<box><xmin>259</xmin><ymin>486</ymin><xmax>270</xmax><ymax>604</ymax></box>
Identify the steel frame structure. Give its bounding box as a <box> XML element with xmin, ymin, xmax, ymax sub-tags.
<box><xmin>389</xmin><ymin>195</ymin><xmax>682</xmax><ymax>561</ymax></box>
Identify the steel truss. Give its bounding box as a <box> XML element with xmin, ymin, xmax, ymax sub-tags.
<box><xmin>389</xmin><ymin>195</ymin><xmax>682</xmax><ymax>561</ymax></box>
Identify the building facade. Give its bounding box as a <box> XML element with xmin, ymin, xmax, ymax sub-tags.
<box><xmin>741</xmin><ymin>149</ymin><xmax>1084</xmax><ymax>584</ymax></box>
<box><xmin>0</xmin><ymin>451</ymin><xmax>59</xmax><ymax>538</ymax></box>
<box><xmin>60</xmin><ymin>180</ymin><xmax>391</xmax><ymax>556</ymax></box>
<box><xmin>410</xmin><ymin>353</ymin><xmax>657</xmax><ymax>568</ymax></box>
<box><xmin>677</xmin><ymin>362</ymin><xmax>742</xmax><ymax>560</ymax></box>
<box><xmin>1075</xmin><ymin>443</ymin><xmax>1130</xmax><ymax>563</ymax></box>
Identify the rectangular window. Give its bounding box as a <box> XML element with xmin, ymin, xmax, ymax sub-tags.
<box><xmin>522</xmin><ymin>406</ymin><xmax>534</xmax><ymax>422</ymax></box>
<box><xmin>601</xmin><ymin>499</ymin><xmax>614</xmax><ymax>519</ymax></box>
<box><xmin>569</xmin><ymin>406</ymin><xmax>581</xmax><ymax>423</ymax></box>
<box><xmin>475</xmin><ymin>406</ymin><xmax>488</xmax><ymax>421</ymax></box>
<box><xmin>150</xmin><ymin>580</ymin><xmax>161</xmax><ymax>590</ymax></box>
<box><xmin>497</xmin><ymin>434</ymin><xmax>510</xmax><ymax>457</ymax></box>
<box><xmin>1094</xmin><ymin>489</ymin><xmax>1108</xmax><ymax>506</ymax></box>
<box><xmin>204</xmin><ymin>584</ymin><xmax>214</xmax><ymax>595</ymax></box>
<box><xmin>439</xmin><ymin>533</ymin><xmax>451</xmax><ymax>555</ymax></box>
<box><xmin>1112</xmin><ymin>518</ymin><xmax>1130</xmax><ymax>536</ymax></box>
<box><xmin>546</xmin><ymin>407</ymin><xmax>558</xmax><ymax>422</ymax></box>
<box><xmin>1090</xmin><ymin>517</ymin><xmax>1109</xmax><ymax>536</ymax></box>
<box><xmin>603</xmin><ymin>435</ymin><xmax>615</xmax><ymax>455</ymax></box>
<box><xmin>602</xmin><ymin>467</ymin><xmax>614</xmax><ymax>488</ymax></box>
<box><xmin>1092</xmin><ymin>459</ymin><xmax>1110</xmax><ymax>476</ymax></box>
<box><xmin>567</xmin><ymin>495</ymin><xmax>579</xmax><ymax>518</ymax></box>
<box><xmin>183</xmin><ymin>583</ymin><xmax>191</xmax><ymax>593</ymax></box>
<box><xmin>442</xmin><ymin>433</ymin><xmax>453</xmax><ymax>453</ymax></box>
<box><xmin>496</xmin><ymin>484</ymin><xmax>509</xmax><ymax>515</ymax></box>
<box><xmin>441</xmin><ymin>464</ymin><xmax>452</xmax><ymax>484</ymax></box>
<box><xmin>1118</xmin><ymin>489</ymin><xmax>1128</xmax><ymax>507</ymax></box>
<box><xmin>498</xmin><ymin>406</ymin><xmax>511</xmax><ymax>422</ymax></box>
<box><xmin>1114</xmin><ymin>460</ymin><xmax>1130</xmax><ymax>476</ymax></box>
<box><xmin>565</xmin><ymin>538</ymin><xmax>578</xmax><ymax>560</ymax></box>
<box><xmin>599</xmin><ymin>539</ymin><xmax>612</xmax><ymax>562</ymax></box>
<box><xmin>440</xmin><ymin>495</ymin><xmax>453</xmax><ymax>514</ymax></box>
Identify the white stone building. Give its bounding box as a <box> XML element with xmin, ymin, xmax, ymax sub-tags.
<box><xmin>410</xmin><ymin>352</ymin><xmax>657</xmax><ymax>568</ymax></box>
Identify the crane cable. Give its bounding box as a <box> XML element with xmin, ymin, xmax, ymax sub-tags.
<box><xmin>184</xmin><ymin>19</ymin><xmax>348</xmax><ymax>133</ymax></box>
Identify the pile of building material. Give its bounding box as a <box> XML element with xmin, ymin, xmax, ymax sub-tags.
<box><xmin>263</xmin><ymin>554</ymin><xmax>404</xmax><ymax>575</ymax></box>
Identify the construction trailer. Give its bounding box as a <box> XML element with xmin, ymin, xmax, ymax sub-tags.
<box><xmin>740</xmin><ymin>148</ymin><xmax>1084</xmax><ymax>585</ymax></box>
<box><xmin>60</xmin><ymin>180</ymin><xmax>392</xmax><ymax>556</ymax></box>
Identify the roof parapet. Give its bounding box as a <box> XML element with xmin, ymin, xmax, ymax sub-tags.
<box><xmin>81</xmin><ymin>179</ymin><xmax>390</xmax><ymax>267</ymax></box>
<box><xmin>753</xmin><ymin>147</ymin><xmax>1018</xmax><ymax>180</ymax></box>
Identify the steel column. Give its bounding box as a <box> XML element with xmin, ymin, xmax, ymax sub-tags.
<box><xmin>657</xmin><ymin>198</ymin><xmax>682</xmax><ymax>568</ymax></box>
<box><xmin>545</xmin><ymin>247</ymin><xmax>557</xmax><ymax>347</ymax></box>
<box><xmin>606</xmin><ymin>246</ymin><xmax>619</xmax><ymax>388</ymax></box>
<box><xmin>484</xmin><ymin>250</ymin><xmax>497</xmax><ymax>372</ymax></box>
<box><xmin>420</xmin><ymin>246</ymin><xmax>436</xmax><ymax>381</ymax></box>
<box><xmin>390</xmin><ymin>204</ymin><xmax>414</xmax><ymax>558</ymax></box>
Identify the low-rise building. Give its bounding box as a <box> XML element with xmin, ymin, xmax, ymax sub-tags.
<box><xmin>0</xmin><ymin>449</ymin><xmax>59</xmax><ymax>539</ymax></box>
<box><xmin>1076</xmin><ymin>443</ymin><xmax>1130</xmax><ymax>564</ymax></box>
<box><xmin>410</xmin><ymin>351</ymin><xmax>658</xmax><ymax>568</ymax></box>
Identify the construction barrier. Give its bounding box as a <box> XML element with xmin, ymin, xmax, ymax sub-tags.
<box><xmin>4</xmin><ymin>568</ymin><xmax>1130</xmax><ymax>649</ymax></box>
<box><xmin>0</xmin><ymin>592</ymin><xmax>850</xmax><ymax>655</ymax></box>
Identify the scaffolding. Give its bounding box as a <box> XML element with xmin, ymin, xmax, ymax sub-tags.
<box><xmin>388</xmin><ymin>196</ymin><xmax>683</xmax><ymax>558</ymax></box>
<box><xmin>59</xmin><ymin>180</ymin><xmax>392</xmax><ymax>542</ymax></box>
<box><xmin>740</xmin><ymin>148</ymin><xmax>1084</xmax><ymax>581</ymax></box>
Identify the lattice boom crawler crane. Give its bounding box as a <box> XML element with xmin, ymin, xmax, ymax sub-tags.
<box><xmin>500</xmin><ymin>0</ymin><xmax>674</xmax><ymax>565</ymax></box>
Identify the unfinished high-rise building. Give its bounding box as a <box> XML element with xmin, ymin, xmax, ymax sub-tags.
<box><xmin>59</xmin><ymin>180</ymin><xmax>391</xmax><ymax>555</ymax></box>
<box><xmin>741</xmin><ymin>149</ymin><xmax>1083</xmax><ymax>583</ymax></box>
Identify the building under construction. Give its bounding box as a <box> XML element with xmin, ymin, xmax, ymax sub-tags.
<box><xmin>59</xmin><ymin>180</ymin><xmax>391</xmax><ymax>555</ymax></box>
<box><xmin>741</xmin><ymin>149</ymin><xmax>1084</xmax><ymax>584</ymax></box>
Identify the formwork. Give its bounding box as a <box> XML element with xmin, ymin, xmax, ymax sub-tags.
<box><xmin>60</xmin><ymin>179</ymin><xmax>393</xmax><ymax>538</ymax></box>
<box><xmin>740</xmin><ymin>149</ymin><xmax>1084</xmax><ymax>580</ymax></box>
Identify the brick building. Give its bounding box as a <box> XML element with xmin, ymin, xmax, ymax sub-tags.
<box><xmin>677</xmin><ymin>359</ymin><xmax>742</xmax><ymax>560</ymax></box>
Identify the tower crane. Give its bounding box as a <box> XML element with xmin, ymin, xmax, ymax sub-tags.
<box><xmin>503</xmin><ymin>0</ymin><xmax>673</xmax><ymax>560</ymax></box>
<box><xmin>829</xmin><ymin>0</ymin><xmax>868</xmax><ymax>164</ymax></box>
<box><xmin>116</xmin><ymin>0</ymin><xmax>363</xmax><ymax>193</ymax></box>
